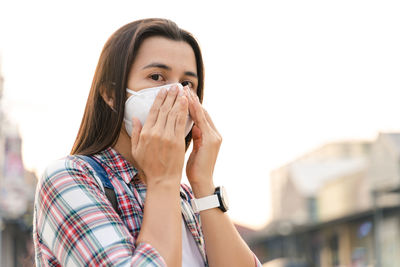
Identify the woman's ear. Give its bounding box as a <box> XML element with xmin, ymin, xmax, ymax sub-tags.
<box><xmin>100</xmin><ymin>90</ymin><xmax>116</xmax><ymax>112</ymax></box>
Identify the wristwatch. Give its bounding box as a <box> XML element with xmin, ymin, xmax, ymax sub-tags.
<box><xmin>191</xmin><ymin>186</ymin><xmax>229</xmax><ymax>213</ymax></box>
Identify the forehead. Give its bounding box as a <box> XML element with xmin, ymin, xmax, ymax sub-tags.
<box><xmin>132</xmin><ymin>36</ymin><xmax>197</xmax><ymax>73</ymax></box>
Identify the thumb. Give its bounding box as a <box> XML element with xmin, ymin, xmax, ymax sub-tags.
<box><xmin>191</xmin><ymin>125</ymin><xmax>202</xmax><ymax>151</ymax></box>
<box><xmin>130</xmin><ymin>117</ymin><xmax>142</xmax><ymax>151</ymax></box>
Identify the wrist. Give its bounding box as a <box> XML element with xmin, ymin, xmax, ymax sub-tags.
<box><xmin>147</xmin><ymin>176</ymin><xmax>181</xmax><ymax>192</ymax></box>
<box><xmin>190</xmin><ymin>181</ymin><xmax>215</xmax><ymax>198</ymax></box>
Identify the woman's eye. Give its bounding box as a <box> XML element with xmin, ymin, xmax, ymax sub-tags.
<box><xmin>150</xmin><ymin>74</ymin><xmax>163</xmax><ymax>81</ymax></box>
<box><xmin>181</xmin><ymin>81</ymin><xmax>193</xmax><ymax>88</ymax></box>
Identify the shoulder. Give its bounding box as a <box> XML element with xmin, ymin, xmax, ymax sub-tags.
<box><xmin>37</xmin><ymin>155</ymin><xmax>103</xmax><ymax>195</ymax></box>
<box><xmin>41</xmin><ymin>155</ymin><xmax>90</xmax><ymax>180</ymax></box>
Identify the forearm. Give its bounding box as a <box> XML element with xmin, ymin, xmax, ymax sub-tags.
<box><xmin>192</xmin><ymin>184</ymin><xmax>255</xmax><ymax>267</ymax></box>
<box><xmin>136</xmin><ymin>181</ymin><xmax>182</xmax><ymax>266</ymax></box>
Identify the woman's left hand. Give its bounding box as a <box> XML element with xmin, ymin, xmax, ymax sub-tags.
<box><xmin>185</xmin><ymin>88</ymin><xmax>222</xmax><ymax>196</ymax></box>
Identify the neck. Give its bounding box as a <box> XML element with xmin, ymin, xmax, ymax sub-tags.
<box><xmin>113</xmin><ymin>127</ymin><xmax>135</xmax><ymax>166</ymax></box>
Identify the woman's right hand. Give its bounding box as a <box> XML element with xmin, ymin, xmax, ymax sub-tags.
<box><xmin>129</xmin><ymin>84</ymin><xmax>189</xmax><ymax>188</ymax></box>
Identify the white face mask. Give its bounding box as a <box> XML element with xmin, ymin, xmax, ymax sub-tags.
<box><xmin>124</xmin><ymin>83</ymin><xmax>194</xmax><ymax>137</ymax></box>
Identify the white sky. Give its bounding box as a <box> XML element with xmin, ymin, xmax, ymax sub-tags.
<box><xmin>0</xmin><ymin>0</ymin><xmax>399</xmax><ymax>229</ymax></box>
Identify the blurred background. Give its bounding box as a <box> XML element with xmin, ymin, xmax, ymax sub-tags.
<box><xmin>0</xmin><ymin>0</ymin><xmax>400</xmax><ymax>266</ymax></box>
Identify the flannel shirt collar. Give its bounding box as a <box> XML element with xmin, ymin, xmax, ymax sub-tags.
<box><xmin>94</xmin><ymin>147</ymin><xmax>139</xmax><ymax>185</ymax></box>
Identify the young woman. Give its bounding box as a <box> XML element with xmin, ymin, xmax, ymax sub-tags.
<box><xmin>33</xmin><ymin>18</ymin><xmax>262</xmax><ymax>267</ymax></box>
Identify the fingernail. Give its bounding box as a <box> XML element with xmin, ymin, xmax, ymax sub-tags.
<box><xmin>160</xmin><ymin>88</ymin><xmax>167</xmax><ymax>95</ymax></box>
<box><xmin>171</xmin><ymin>85</ymin><xmax>178</xmax><ymax>92</ymax></box>
<box><xmin>179</xmin><ymin>88</ymin><xmax>184</xmax><ymax>96</ymax></box>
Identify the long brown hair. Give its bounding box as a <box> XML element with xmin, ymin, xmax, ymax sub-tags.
<box><xmin>71</xmin><ymin>18</ymin><xmax>204</xmax><ymax>155</ymax></box>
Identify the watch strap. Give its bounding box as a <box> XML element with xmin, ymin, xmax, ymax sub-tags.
<box><xmin>191</xmin><ymin>194</ymin><xmax>220</xmax><ymax>213</ymax></box>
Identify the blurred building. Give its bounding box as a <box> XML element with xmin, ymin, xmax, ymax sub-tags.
<box><xmin>251</xmin><ymin>134</ymin><xmax>400</xmax><ymax>267</ymax></box>
<box><xmin>0</xmin><ymin>62</ymin><xmax>37</xmax><ymax>267</ymax></box>
<box><xmin>270</xmin><ymin>141</ymin><xmax>370</xmax><ymax>226</ymax></box>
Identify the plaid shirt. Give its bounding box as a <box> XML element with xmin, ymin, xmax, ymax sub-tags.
<box><xmin>33</xmin><ymin>147</ymin><xmax>262</xmax><ymax>266</ymax></box>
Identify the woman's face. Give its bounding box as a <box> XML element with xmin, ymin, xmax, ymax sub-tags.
<box><xmin>127</xmin><ymin>36</ymin><xmax>198</xmax><ymax>93</ymax></box>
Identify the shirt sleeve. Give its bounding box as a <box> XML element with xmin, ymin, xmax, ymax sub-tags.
<box><xmin>34</xmin><ymin>157</ymin><xmax>166</xmax><ymax>267</ymax></box>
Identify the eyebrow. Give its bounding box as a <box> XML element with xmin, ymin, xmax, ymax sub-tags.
<box><xmin>142</xmin><ymin>62</ymin><xmax>198</xmax><ymax>79</ymax></box>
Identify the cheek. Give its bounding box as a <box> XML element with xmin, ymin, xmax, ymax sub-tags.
<box><xmin>127</xmin><ymin>79</ymin><xmax>150</xmax><ymax>91</ymax></box>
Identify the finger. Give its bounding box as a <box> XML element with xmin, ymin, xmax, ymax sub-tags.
<box><xmin>187</xmin><ymin>87</ymin><xmax>195</xmax><ymax>116</ymax></box>
<box><xmin>175</xmin><ymin>96</ymin><xmax>189</xmax><ymax>138</ymax></box>
<box><xmin>154</xmin><ymin>84</ymin><xmax>181</xmax><ymax>129</ymax></box>
<box><xmin>188</xmin><ymin>89</ymin><xmax>209</xmax><ymax>130</ymax></box>
<box><xmin>130</xmin><ymin>116</ymin><xmax>142</xmax><ymax>152</ymax></box>
<box><xmin>203</xmin><ymin>109</ymin><xmax>220</xmax><ymax>135</ymax></box>
<box><xmin>165</xmin><ymin>94</ymin><xmax>188</xmax><ymax>138</ymax></box>
<box><xmin>143</xmin><ymin>87</ymin><xmax>168</xmax><ymax>130</ymax></box>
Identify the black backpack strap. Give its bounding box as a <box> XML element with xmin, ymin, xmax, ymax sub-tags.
<box><xmin>77</xmin><ymin>155</ymin><xmax>120</xmax><ymax>216</ymax></box>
